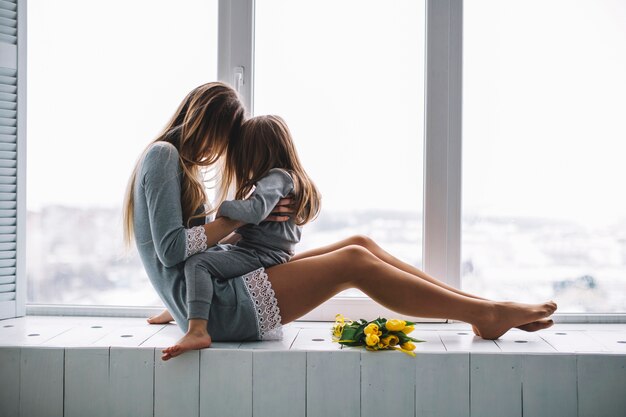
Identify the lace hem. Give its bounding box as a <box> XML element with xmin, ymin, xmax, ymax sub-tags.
<box><xmin>185</xmin><ymin>225</ymin><xmax>208</xmax><ymax>259</ymax></box>
<box><xmin>242</xmin><ymin>267</ymin><xmax>283</xmax><ymax>340</ymax></box>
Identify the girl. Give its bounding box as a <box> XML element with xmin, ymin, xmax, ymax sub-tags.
<box><xmin>127</xmin><ymin>82</ymin><xmax>556</xmax><ymax>363</ymax></box>
<box><xmin>163</xmin><ymin>115</ymin><xmax>321</xmax><ymax>359</ymax></box>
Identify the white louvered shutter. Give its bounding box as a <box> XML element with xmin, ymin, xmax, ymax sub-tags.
<box><xmin>0</xmin><ymin>0</ymin><xmax>24</xmax><ymax>320</ymax></box>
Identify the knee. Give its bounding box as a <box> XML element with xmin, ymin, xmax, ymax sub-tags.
<box><xmin>183</xmin><ymin>256</ymin><xmax>202</xmax><ymax>278</ymax></box>
<box><xmin>347</xmin><ymin>234</ymin><xmax>375</xmax><ymax>250</ymax></box>
<box><xmin>338</xmin><ymin>244</ymin><xmax>377</xmax><ymax>264</ymax></box>
<box><xmin>335</xmin><ymin>245</ymin><xmax>379</xmax><ymax>285</ymax></box>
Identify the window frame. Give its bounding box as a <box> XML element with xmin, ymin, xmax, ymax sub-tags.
<box><xmin>23</xmin><ymin>0</ymin><xmax>626</xmax><ymax>323</ymax></box>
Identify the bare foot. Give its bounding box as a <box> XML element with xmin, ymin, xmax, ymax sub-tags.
<box><xmin>161</xmin><ymin>330</ymin><xmax>212</xmax><ymax>361</ymax></box>
<box><xmin>474</xmin><ymin>300</ymin><xmax>557</xmax><ymax>340</ymax></box>
<box><xmin>471</xmin><ymin>318</ymin><xmax>554</xmax><ymax>337</ymax></box>
<box><xmin>516</xmin><ymin>318</ymin><xmax>555</xmax><ymax>332</ymax></box>
<box><xmin>147</xmin><ymin>309</ymin><xmax>173</xmax><ymax>324</ymax></box>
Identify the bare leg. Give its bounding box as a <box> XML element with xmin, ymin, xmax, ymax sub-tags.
<box><xmin>267</xmin><ymin>245</ymin><xmax>557</xmax><ymax>340</ymax></box>
<box><xmin>161</xmin><ymin>319</ymin><xmax>212</xmax><ymax>361</ymax></box>
<box><xmin>291</xmin><ymin>235</ymin><xmax>554</xmax><ymax>335</ymax></box>
<box><xmin>147</xmin><ymin>309</ymin><xmax>173</xmax><ymax>324</ymax></box>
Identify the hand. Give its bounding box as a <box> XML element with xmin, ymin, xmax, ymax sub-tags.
<box><xmin>264</xmin><ymin>196</ymin><xmax>295</xmax><ymax>222</ymax></box>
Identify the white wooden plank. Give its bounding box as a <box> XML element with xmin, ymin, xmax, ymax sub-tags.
<box><xmin>578</xmin><ymin>353</ymin><xmax>626</xmax><ymax>417</ymax></box>
<box><xmin>307</xmin><ymin>351</ymin><xmax>360</xmax><ymax>417</ymax></box>
<box><xmin>494</xmin><ymin>331</ymin><xmax>558</xmax><ymax>353</ymax></box>
<box><xmin>200</xmin><ymin>349</ymin><xmax>252</xmax><ymax>417</ymax></box>
<box><xmin>0</xmin><ymin>347</ymin><xmax>19</xmax><ymax>417</ymax></box>
<box><xmin>291</xmin><ymin>327</ymin><xmax>341</xmax><ymax>350</ymax></box>
<box><xmin>92</xmin><ymin>323</ymin><xmax>166</xmax><ymax>347</ymax></box>
<box><xmin>140</xmin><ymin>323</ymin><xmax>184</xmax><ymax>347</ymax></box>
<box><xmin>154</xmin><ymin>349</ymin><xmax>200</xmax><ymax>417</ymax></box>
<box><xmin>19</xmin><ymin>347</ymin><xmax>64</xmax><ymax>417</ymax></box>
<box><xmin>41</xmin><ymin>323</ymin><xmax>113</xmax><ymax>346</ymax></box>
<box><xmin>470</xmin><ymin>353</ymin><xmax>523</xmax><ymax>417</ymax></box>
<box><xmin>238</xmin><ymin>325</ymin><xmax>300</xmax><ymax>350</ymax></box>
<box><xmin>415</xmin><ymin>352</ymin><xmax>469</xmax><ymax>417</ymax></box>
<box><xmin>361</xmin><ymin>350</ymin><xmax>416</xmax><ymax>417</ymax></box>
<box><xmin>252</xmin><ymin>350</ymin><xmax>306</xmax><ymax>417</ymax></box>
<box><xmin>109</xmin><ymin>347</ymin><xmax>154</xmax><ymax>417</ymax></box>
<box><xmin>64</xmin><ymin>347</ymin><xmax>110</xmax><ymax>417</ymax></box>
<box><xmin>539</xmin><ymin>331</ymin><xmax>608</xmax><ymax>352</ymax></box>
<box><xmin>0</xmin><ymin>319</ymin><xmax>73</xmax><ymax>346</ymax></box>
<box><xmin>584</xmin><ymin>330</ymin><xmax>626</xmax><ymax>352</ymax></box>
<box><xmin>521</xmin><ymin>354</ymin><xmax>577</xmax><ymax>417</ymax></box>
<box><xmin>437</xmin><ymin>330</ymin><xmax>501</xmax><ymax>352</ymax></box>
<box><xmin>410</xmin><ymin>331</ymin><xmax>447</xmax><ymax>352</ymax></box>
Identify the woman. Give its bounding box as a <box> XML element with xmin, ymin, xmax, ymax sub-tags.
<box><xmin>124</xmin><ymin>82</ymin><xmax>557</xmax><ymax>361</ymax></box>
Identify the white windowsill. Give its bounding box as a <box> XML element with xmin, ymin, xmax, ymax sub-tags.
<box><xmin>23</xmin><ymin>302</ymin><xmax>626</xmax><ymax>324</ymax></box>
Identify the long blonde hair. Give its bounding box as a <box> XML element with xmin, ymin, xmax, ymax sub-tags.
<box><xmin>123</xmin><ymin>82</ymin><xmax>245</xmax><ymax>249</ymax></box>
<box><xmin>230</xmin><ymin>115</ymin><xmax>321</xmax><ymax>225</ymax></box>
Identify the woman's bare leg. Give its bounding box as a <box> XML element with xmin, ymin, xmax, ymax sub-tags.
<box><xmin>147</xmin><ymin>309</ymin><xmax>173</xmax><ymax>324</ymax></box>
<box><xmin>267</xmin><ymin>245</ymin><xmax>557</xmax><ymax>340</ymax></box>
<box><xmin>291</xmin><ymin>235</ymin><xmax>554</xmax><ymax>334</ymax></box>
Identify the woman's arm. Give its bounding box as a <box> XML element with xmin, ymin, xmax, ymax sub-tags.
<box><xmin>216</xmin><ymin>169</ymin><xmax>294</xmax><ymax>225</ymax></box>
<box><xmin>140</xmin><ymin>143</ymin><xmax>243</xmax><ymax>266</ymax></box>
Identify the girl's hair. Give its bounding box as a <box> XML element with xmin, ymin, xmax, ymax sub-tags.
<box><xmin>122</xmin><ymin>81</ymin><xmax>245</xmax><ymax>249</ymax></box>
<box><xmin>230</xmin><ymin>115</ymin><xmax>321</xmax><ymax>225</ymax></box>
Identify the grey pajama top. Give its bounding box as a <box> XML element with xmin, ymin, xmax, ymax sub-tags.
<box><xmin>132</xmin><ymin>142</ymin><xmax>283</xmax><ymax>341</ymax></box>
<box><xmin>217</xmin><ymin>167</ymin><xmax>302</xmax><ymax>264</ymax></box>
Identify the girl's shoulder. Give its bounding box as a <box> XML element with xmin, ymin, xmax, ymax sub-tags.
<box><xmin>266</xmin><ymin>168</ymin><xmax>295</xmax><ymax>188</ymax></box>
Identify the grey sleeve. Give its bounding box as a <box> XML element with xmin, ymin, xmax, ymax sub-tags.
<box><xmin>217</xmin><ymin>168</ymin><xmax>294</xmax><ymax>225</ymax></box>
<box><xmin>140</xmin><ymin>143</ymin><xmax>206</xmax><ymax>267</ymax></box>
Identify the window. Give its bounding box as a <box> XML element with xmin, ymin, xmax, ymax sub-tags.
<box><xmin>23</xmin><ymin>0</ymin><xmax>625</xmax><ymax>319</ymax></box>
<box><xmin>26</xmin><ymin>0</ymin><xmax>218</xmax><ymax>306</ymax></box>
<box><xmin>462</xmin><ymin>0</ymin><xmax>626</xmax><ymax>312</ymax></box>
<box><xmin>254</xmin><ymin>0</ymin><xmax>426</xmax><ymax>297</ymax></box>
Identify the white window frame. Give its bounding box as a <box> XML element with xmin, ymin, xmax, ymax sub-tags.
<box><xmin>24</xmin><ymin>0</ymin><xmax>626</xmax><ymax>323</ymax></box>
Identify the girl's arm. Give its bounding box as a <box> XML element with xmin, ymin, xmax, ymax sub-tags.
<box><xmin>217</xmin><ymin>168</ymin><xmax>294</xmax><ymax>225</ymax></box>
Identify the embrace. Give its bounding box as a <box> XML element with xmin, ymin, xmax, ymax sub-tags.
<box><xmin>122</xmin><ymin>82</ymin><xmax>557</xmax><ymax>361</ymax></box>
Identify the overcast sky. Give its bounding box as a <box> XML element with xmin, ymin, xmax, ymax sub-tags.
<box><xmin>27</xmin><ymin>0</ymin><xmax>626</xmax><ymax>229</ymax></box>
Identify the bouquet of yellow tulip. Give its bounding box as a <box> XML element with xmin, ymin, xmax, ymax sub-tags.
<box><xmin>331</xmin><ymin>313</ymin><xmax>425</xmax><ymax>357</ymax></box>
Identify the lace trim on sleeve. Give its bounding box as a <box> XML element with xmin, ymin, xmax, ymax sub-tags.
<box><xmin>185</xmin><ymin>225</ymin><xmax>208</xmax><ymax>259</ymax></box>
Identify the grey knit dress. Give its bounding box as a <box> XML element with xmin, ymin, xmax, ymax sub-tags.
<box><xmin>132</xmin><ymin>142</ymin><xmax>284</xmax><ymax>341</ymax></box>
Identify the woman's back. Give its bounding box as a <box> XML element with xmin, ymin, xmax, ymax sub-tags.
<box><xmin>132</xmin><ymin>142</ymin><xmax>192</xmax><ymax>332</ymax></box>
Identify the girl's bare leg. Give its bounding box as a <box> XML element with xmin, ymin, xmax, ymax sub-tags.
<box><xmin>161</xmin><ymin>319</ymin><xmax>212</xmax><ymax>361</ymax></box>
<box><xmin>267</xmin><ymin>245</ymin><xmax>557</xmax><ymax>340</ymax></box>
<box><xmin>291</xmin><ymin>235</ymin><xmax>554</xmax><ymax>335</ymax></box>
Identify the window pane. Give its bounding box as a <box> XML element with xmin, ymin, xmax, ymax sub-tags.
<box><xmin>255</xmin><ymin>1</ymin><xmax>425</xmax><ymax>297</ymax></box>
<box><xmin>27</xmin><ymin>0</ymin><xmax>218</xmax><ymax>306</ymax></box>
<box><xmin>462</xmin><ymin>0</ymin><xmax>626</xmax><ymax>312</ymax></box>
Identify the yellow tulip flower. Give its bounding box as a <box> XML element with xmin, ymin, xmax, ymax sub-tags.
<box><xmin>401</xmin><ymin>325</ymin><xmax>415</xmax><ymax>334</ymax></box>
<box><xmin>332</xmin><ymin>323</ymin><xmax>344</xmax><ymax>337</ymax></box>
<box><xmin>401</xmin><ymin>342</ymin><xmax>416</xmax><ymax>351</ymax></box>
<box><xmin>364</xmin><ymin>323</ymin><xmax>379</xmax><ymax>335</ymax></box>
<box><xmin>365</xmin><ymin>333</ymin><xmax>380</xmax><ymax>346</ymax></box>
<box><xmin>387</xmin><ymin>334</ymin><xmax>400</xmax><ymax>346</ymax></box>
<box><xmin>385</xmin><ymin>319</ymin><xmax>406</xmax><ymax>332</ymax></box>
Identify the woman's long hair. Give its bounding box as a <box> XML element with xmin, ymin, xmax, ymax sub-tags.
<box><xmin>231</xmin><ymin>115</ymin><xmax>321</xmax><ymax>225</ymax></box>
<box><xmin>122</xmin><ymin>82</ymin><xmax>245</xmax><ymax>250</ymax></box>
